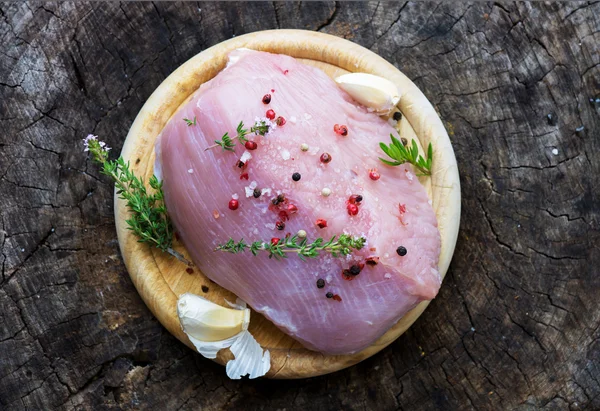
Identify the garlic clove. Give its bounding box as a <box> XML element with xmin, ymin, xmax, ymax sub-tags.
<box><xmin>177</xmin><ymin>293</ymin><xmax>249</xmax><ymax>342</ymax></box>
<box><xmin>335</xmin><ymin>73</ymin><xmax>401</xmax><ymax>114</ymax></box>
<box><xmin>177</xmin><ymin>293</ymin><xmax>271</xmax><ymax>379</ymax></box>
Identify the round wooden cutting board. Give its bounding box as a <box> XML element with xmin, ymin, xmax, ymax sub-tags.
<box><xmin>115</xmin><ymin>30</ymin><xmax>461</xmax><ymax>379</ymax></box>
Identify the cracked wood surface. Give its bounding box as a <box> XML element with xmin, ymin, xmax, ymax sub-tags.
<box><xmin>0</xmin><ymin>2</ymin><xmax>598</xmax><ymax>410</ymax></box>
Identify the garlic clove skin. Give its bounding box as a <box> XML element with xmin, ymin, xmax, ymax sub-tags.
<box><xmin>177</xmin><ymin>293</ymin><xmax>249</xmax><ymax>342</ymax></box>
<box><xmin>335</xmin><ymin>73</ymin><xmax>401</xmax><ymax>114</ymax></box>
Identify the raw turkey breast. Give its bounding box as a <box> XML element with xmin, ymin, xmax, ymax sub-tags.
<box><xmin>156</xmin><ymin>49</ymin><xmax>441</xmax><ymax>355</ymax></box>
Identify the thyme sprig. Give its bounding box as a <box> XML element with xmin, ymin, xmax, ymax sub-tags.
<box><xmin>183</xmin><ymin>116</ymin><xmax>197</xmax><ymax>126</ymax></box>
<box><xmin>83</xmin><ymin>135</ymin><xmax>190</xmax><ymax>265</ymax></box>
<box><xmin>379</xmin><ymin>135</ymin><xmax>433</xmax><ymax>176</ymax></box>
<box><xmin>205</xmin><ymin>120</ymin><xmax>271</xmax><ymax>151</ymax></box>
<box><xmin>215</xmin><ymin>234</ymin><xmax>366</xmax><ymax>261</ymax></box>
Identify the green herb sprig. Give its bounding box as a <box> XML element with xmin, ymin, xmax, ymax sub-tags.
<box><xmin>379</xmin><ymin>135</ymin><xmax>433</xmax><ymax>176</ymax></box>
<box><xmin>183</xmin><ymin>116</ymin><xmax>197</xmax><ymax>126</ymax></box>
<box><xmin>205</xmin><ymin>120</ymin><xmax>271</xmax><ymax>152</ymax></box>
<box><xmin>84</xmin><ymin>135</ymin><xmax>190</xmax><ymax>265</ymax></box>
<box><xmin>215</xmin><ymin>234</ymin><xmax>366</xmax><ymax>261</ymax></box>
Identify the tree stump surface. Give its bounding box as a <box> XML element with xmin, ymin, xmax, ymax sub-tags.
<box><xmin>0</xmin><ymin>2</ymin><xmax>598</xmax><ymax>410</ymax></box>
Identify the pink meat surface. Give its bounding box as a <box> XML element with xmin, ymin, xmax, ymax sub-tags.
<box><xmin>156</xmin><ymin>49</ymin><xmax>441</xmax><ymax>355</ymax></box>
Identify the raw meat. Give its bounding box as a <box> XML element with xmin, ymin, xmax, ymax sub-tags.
<box><xmin>156</xmin><ymin>49</ymin><xmax>441</xmax><ymax>355</ymax></box>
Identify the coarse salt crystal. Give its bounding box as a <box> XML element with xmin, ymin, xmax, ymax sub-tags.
<box><xmin>232</xmin><ymin>193</ymin><xmax>239</xmax><ymax>200</ymax></box>
<box><xmin>265</xmin><ymin>223</ymin><xmax>276</xmax><ymax>230</ymax></box>
<box><xmin>188</xmin><ymin>169</ymin><xmax>194</xmax><ymax>174</ymax></box>
<box><xmin>428</xmin><ymin>199</ymin><xmax>433</xmax><ymax>205</ymax></box>
<box><xmin>261</xmin><ymin>188</ymin><xmax>272</xmax><ymax>196</ymax></box>
<box><xmin>384</xmin><ymin>273</ymin><xmax>392</xmax><ymax>279</ymax></box>
<box><xmin>303</xmin><ymin>113</ymin><xmax>312</xmax><ymax>120</ymax></box>
<box><xmin>240</xmin><ymin>150</ymin><xmax>252</xmax><ymax>163</ymax></box>
<box><xmin>281</xmin><ymin>149</ymin><xmax>291</xmax><ymax>160</ymax></box>
<box><xmin>326</xmin><ymin>275</ymin><xmax>332</xmax><ymax>283</ymax></box>
<box><xmin>405</xmin><ymin>170</ymin><xmax>414</xmax><ymax>181</ymax></box>
<box><xmin>290</xmin><ymin>116</ymin><xmax>297</xmax><ymax>124</ymax></box>
<box><xmin>246</xmin><ymin>182</ymin><xmax>257</xmax><ymax>196</ymax></box>
<box><xmin>551</xmin><ymin>148</ymin><xmax>559</xmax><ymax>155</ymax></box>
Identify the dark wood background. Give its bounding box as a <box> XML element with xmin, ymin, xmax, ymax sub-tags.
<box><xmin>1</xmin><ymin>2</ymin><xmax>598</xmax><ymax>410</ymax></box>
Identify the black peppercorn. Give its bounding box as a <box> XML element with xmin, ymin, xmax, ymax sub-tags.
<box><xmin>349</xmin><ymin>264</ymin><xmax>361</xmax><ymax>275</ymax></box>
<box><xmin>253</xmin><ymin>188</ymin><xmax>261</xmax><ymax>198</ymax></box>
<box><xmin>393</xmin><ymin>111</ymin><xmax>402</xmax><ymax>121</ymax></box>
<box><xmin>272</xmin><ymin>194</ymin><xmax>285</xmax><ymax>206</ymax></box>
<box><xmin>276</xmin><ymin>221</ymin><xmax>285</xmax><ymax>230</ymax></box>
<box><xmin>237</xmin><ymin>161</ymin><xmax>245</xmax><ymax>168</ymax></box>
<box><xmin>355</xmin><ymin>195</ymin><xmax>363</xmax><ymax>203</ymax></box>
<box><xmin>292</xmin><ymin>172</ymin><xmax>301</xmax><ymax>181</ymax></box>
<box><xmin>547</xmin><ymin>112</ymin><xmax>557</xmax><ymax>126</ymax></box>
<box><xmin>316</xmin><ymin>279</ymin><xmax>325</xmax><ymax>288</ymax></box>
<box><xmin>401</xmin><ymin>137</ymin><xmax>408</xmax><ymax>146</ymax></box>
<box><xmin>326</xmin><ymin>292</ymin><xmax>333</xmax><ymax>299</ymax></box>
<box><xmin>396</xmin><ymin>246</ymin><xmax>407</xmax><ymax>256</ymax></box>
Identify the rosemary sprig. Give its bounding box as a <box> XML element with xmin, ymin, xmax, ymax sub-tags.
<box><xmin>215</xmin><ymin>234</ymin><xmax>366</xmax><ymax>261</ymax></box>
<box><xmin>183</xmin><ymin>116</ymin><xmax>197</xmax><ymax>126</ymax></box>
<box><xmin>379</xmin><ymin>134</ymin><xmax>433</xmax><ymax>176</ymax></box>
<box><xmin>204</xmin><ymin>120</ymin><xmax>271</xmax><ymax>151</ymax></box>
<box><xmin>83</xmin><ymin>135</ymin><xmax>190</xmax><ymax>265</ymax></box>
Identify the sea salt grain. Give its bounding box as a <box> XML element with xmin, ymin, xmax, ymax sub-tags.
<box><xmin>240</xmin><ymin>150</ymin><xmax>252</xmax><ymax>163</ymax></box>
<box><xmin>384</xmin><ymin>273</ymin><xmax>392</xmax><ymax>279</ymax></box>
<box><xmin>281</xmin><ymin>149</ymin><xmax>291</xmax><ymax>160</ymax></box>
<box><xmin>188</xmin><ymin>169</ymin><xmax>193</xmax><ymax>173</ymax></box>
<box><xmin>245</xmin><ymin>181</ymin><xmax>258</xmax><ymax>197</ymax></box>
<box><xmin>551</xmin><ymin>148</ymin><xmax>559</xmax><ymax>155</ymax></box>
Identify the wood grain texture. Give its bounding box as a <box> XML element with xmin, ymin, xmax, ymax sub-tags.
<box><xmin>115</xmin><ymin>29</ymin><xmax>460</xmax><ymax>379</ymax></box>
<box><xmin>1</xmin><ymin>1</ymin><xmax>598</xmax><ymax>409</ymax></box>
